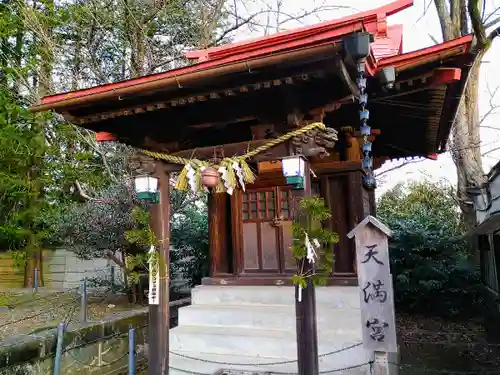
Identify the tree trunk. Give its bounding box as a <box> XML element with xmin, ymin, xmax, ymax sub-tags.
<box><xmin>450</xmin><ymin>62</ymin><xmax>486</xmax><ymax>229</ymax></box>
<box><xmin>432</xmin><ymin>0</ymin><xmax>497</xmax><ymax>231</ymax></box>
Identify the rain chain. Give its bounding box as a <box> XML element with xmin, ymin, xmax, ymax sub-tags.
<box><xmin>356</xmin><ymin>62</ymin><xmax>376</xmax><ymax>188</ymax></box>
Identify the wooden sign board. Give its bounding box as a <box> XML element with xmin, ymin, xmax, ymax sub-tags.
<box><xmin>257</xmin><ymin>160</ymin><xmax>282</xmax><ymax>174</ymax></box>
<box><xmin>348</xmin><ymin>216</ymin><xmax>397</xmax><ymax>353</ymax></box>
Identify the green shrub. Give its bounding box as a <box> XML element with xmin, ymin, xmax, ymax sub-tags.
<box><xmin>378</xmin><ymin>181</ymin><xmax>487</xmax><ymax>318</ymax></box>
<box><xmin>170</xmin><ymin>195</ymin><xmax>209</xmax><ymax>287</ymax></box>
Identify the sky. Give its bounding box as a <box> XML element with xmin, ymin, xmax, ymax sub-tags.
<box><xmin>229</xmin><ymin>0</ymin><xmax>500</xmax><ymax>196</ymax></box>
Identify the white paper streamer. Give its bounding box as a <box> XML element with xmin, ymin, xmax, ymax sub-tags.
<box><xmin>233</xmin><ymin>161</ymin><xmax>245</xmax><ymax>192</ymax></box>
<box><xmin>305</xmin><ymin>233</ymin><xmax>319</xmax><ymax>264</ymax></box>
<box><xmin>312</xmin><ymin>238</ymin><xmax>320</xmax><ymax>249</ymax></box>
<box><xmin>185</xmin><ymin>164</ymin><xmax>199</xmax><ymax>193</ymax></box>
<box><xmin>218</xmin><ymin>166</ymin><xmax>233</xmax><ymax>195</ymax></box>
<box><xmin>298</xmin><ymin>284</ymin><xmax>303</xmax><ymax>302</ymax></box>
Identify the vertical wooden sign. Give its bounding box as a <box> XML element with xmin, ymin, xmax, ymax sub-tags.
<box><xmin>347</xmin><ymin>215</ymin><xmax>397</xmax><ymax>353</ymax></box>
<box><xmin>148</xmin><ymin>245</ymin><xmax>159</xmax><ymax>305</ymax></box>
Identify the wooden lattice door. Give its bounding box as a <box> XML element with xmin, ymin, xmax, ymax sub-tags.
<box><xmin>241</xmin><ymin>187</ymin><xmax>294</xmax><ymax>273</ymax></box>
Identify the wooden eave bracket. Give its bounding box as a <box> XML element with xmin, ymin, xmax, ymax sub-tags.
<box><xmin>335</xmin><ymin>57</ymin><xmax>360</xmax><ymax>97</ymax></box>
<box><xmin>430</xmin><ymin>67</ymin><xmax>462</xmax><ymax>87</ymax></box>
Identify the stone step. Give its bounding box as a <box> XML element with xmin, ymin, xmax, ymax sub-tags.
<box><xmin>169</xmin><ymin>349</ymin><xmax>372</xmax><ymax>375</ymax></box>
<box><xmin>191</xmin><ymin>285</ymin><xmax>360</xmax><ymax>309</ymax></box>
<box><xmin>178</xmin><ymin>304</ymin><xmax>362</xmax><ymax>335</ymax></box>
<box><xmin>169</xmin><ymin>325</ymin><xmax>364</xmax><ymax>359</ymax></box>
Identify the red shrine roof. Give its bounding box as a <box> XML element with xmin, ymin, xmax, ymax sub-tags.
<box><xmin>30</xmin><ymin>0</ymin><xmax>475</xmax><ymax>160</ymax></box>
<box><xmin>33</xmin><ymin>0</ymin><xmax>472</xmax><ymax>112</ymax></box>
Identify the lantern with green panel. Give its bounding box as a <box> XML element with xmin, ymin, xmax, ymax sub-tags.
<box><xmin>134</xmin><ymin>175</ymin><xmax>160</xmax><ymax>203</ymax></box>
<box><xmin>281</xmin><ymin>155</ymin><xmax>307</xmax><ymax>190</ymax></box>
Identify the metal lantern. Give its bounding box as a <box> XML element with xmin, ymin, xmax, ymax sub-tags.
<box><xmin>134</xmin><ymin>175</ymin><xmax>159</xmax><ymax>203</ymax></box>
<box><xmin>281</xmin><ymin>155</ymin><xmax>307</xmax><ymax>190</ymax></box>
<box><xmin>201</xmin><ymin>167</ymin><xmax>220</xmax><ymax>188</ymax></box>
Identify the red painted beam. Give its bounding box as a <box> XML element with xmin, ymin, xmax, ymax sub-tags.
<box><xmin>430</xmin><ymin>67</ymin><xmax>462</xmax><ymax>86</ymax></box>
<box><xmin>95</xmin><ymin>132</ymin><xmax>117</xmax><ymax>142</ymax></box>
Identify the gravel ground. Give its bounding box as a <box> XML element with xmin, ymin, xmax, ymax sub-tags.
<box><xmin>397</xmin><ymin>313</ymin><xmax>500</xmax><ymax>375</ymax></box>
<box><xmin>0</xmin><ymin>289</ymin><xmax>141</xmax><ymax>341</ymax></box>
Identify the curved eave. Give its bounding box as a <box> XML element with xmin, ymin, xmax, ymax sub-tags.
<box><xmin>31</xmin><ymin>0</ymin><xmax>413</xmax><ymax>113</ymax></box>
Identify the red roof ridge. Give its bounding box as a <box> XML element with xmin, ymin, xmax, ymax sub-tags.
<box><xmin>371</xmin><ymin>24</ymin><xmax>403</xmax><ymax>60</ymax></box>
<box><xmin>185</xmin><ymin>0</ymin><xmax>413</xmax><ymax>62</ymax></box>
<box><xmin>377</xmin><ymin>34</ymin><xmax>473</xmax><ymax>68</ymax></box>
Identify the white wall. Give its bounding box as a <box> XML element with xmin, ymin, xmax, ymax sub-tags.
<box><xmin>44</xmin><ymin>248</ymin><xmax>124</xmax><ymax>290</ymax></box>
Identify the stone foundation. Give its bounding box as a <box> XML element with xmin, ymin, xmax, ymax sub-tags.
<box><xmin>170</xmin><ymin>285</ymin><xmax>373</xmax><ymax>375</ymax></box>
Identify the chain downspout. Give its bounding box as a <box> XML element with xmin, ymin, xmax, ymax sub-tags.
<box><xmin>356</xmin><ymin>60</ymin><xmax>376</xmax><ymax>189</ymax></box>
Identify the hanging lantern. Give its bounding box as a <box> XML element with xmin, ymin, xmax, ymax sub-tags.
<box><xmin>134</xmin><ymin>175</ymin><xmax>159</xmax><ymax>203</ymax></box>
<box><xmin>201</xmin><ymin>167</ymin><xmax>220</xmax><ymax>188</ymax></box>
<box><xmin>281</xmin><ymin>155</ymin><xmax>307</xmax><ymax>190</ymax></box>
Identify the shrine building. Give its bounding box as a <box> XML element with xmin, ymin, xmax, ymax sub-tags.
<box><xmin>31</xmin><ymin>0</ymin><xmax>474</xmax><ymax>373</ymax></box>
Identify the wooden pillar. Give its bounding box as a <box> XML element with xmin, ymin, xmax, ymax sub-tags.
<box><xmin>208</xmin><ymin>193</ymin><xmax>229</xmax><ymax>276</ymax></box>
<box><xmin>347</xmin><ymin>171</ymin><xmax>364</xmax><ymax>274</ymax></box>
<box><xmin>292</xmin><ymin>160</ymin><xmax>319</xmax><ymax>375</ymax></box>
<box><xmin>148</xmin><ymin>164</ymin><xmax>171</xmax><ymax>375</ymax></box>
<box><xmin>230</xmin><ymin>190</ymin><xmax>243</xmax><ymax>275</ymax></box>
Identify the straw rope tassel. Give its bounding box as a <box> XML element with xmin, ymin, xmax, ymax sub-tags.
<box><xmin>140</xmin><ymin>122</ymin><xmax>326</xmax><ymax>165</ymax></box>
<box><xmin>140</xmin><ymin>122</ymin><xmax>326</xmax><ymax>193</ymax></box>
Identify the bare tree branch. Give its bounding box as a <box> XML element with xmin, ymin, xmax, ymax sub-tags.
<box><xmin>468</xmin><ymin>0</ymin><xmax>488</xmax><ymax>45</ymax></box>
<box><xmin>484</xmin><ymin>15</ymin><xmax>500</xmax><ymax>29</ymax></box>
<box><xmin>375</xmin><ymin>159</ymin><xmax>425</xmax><ymax>178</ymax></box>
<box><xmin>483</xmin><ymin>6</ymin><xmax>500</xmax><ymax>24</ymax></box>
<box><xmin>487</xmin><ymin>23</ymin><xmax>500</xmax><ymax>42</ymax></box>
<box><xmin>482</xmin><ymin>145</ymin><xmax>500</xmax><ymax>157</ymax></box>
<box><xmin>460</xmin><ymin>0</ymin><xmax>469</xmax><ymax>34</ymax></box>
<box><xmin>209</xmin><ymin>3</ymin><xmax>358</xmax><ymax>47</ymax></box>
<box><xmin>434</xmin><ymin>0</ymin><xmax>454</xmax><ymax>39</ymax></box>
<box><xmin>415</xmin><ymin>0</ymin><xmax>434</xmax><ymax>24</ymax></box>
<box><xmin>451</xmin><ymin>0</ymin><xmax>461</xmax><ymax>28</ymax></box>
<box><xmin>74</xmin><ymin>180</ymin><xmax>95</xmax><ymax>201</ymax></box>
<box><xmin>479</xmin><ymin>83</ymin><xmax>500</xmax><ymax>125</ymax></box>
<box><xmin>429</xmin><ymin>33</ymin><xmax>440</xmax><ymax>44</ymax></box>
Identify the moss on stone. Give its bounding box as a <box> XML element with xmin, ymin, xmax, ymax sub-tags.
<box><xmin>0</xmin><ymin>308</ymin><xmax>148</xmax><ymax>368</ymax></box>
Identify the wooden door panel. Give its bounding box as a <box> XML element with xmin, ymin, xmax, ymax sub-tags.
<box><xmin>242</xmin><ymin>188</ymin><xmax>280</xmax><ymax>273</ymax></box>
<box><xmin>243</xmin><ymin>222</ymin><xmax>259</xmax><ymax>270</ymax></box>
<box><xmin>281</xmin><ymin>220</ymin><xmax>296</xmax><ymax>272</ymax></box>
<box><xmin>261</xmin><ymin>222</ymin><xmax>279</xmax><ymax>270</ymax></box>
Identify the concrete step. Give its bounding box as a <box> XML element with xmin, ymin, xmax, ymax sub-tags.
<box><xmin>169</xmin><ymin>325</ymin><xmax>364</xmax><ymax>359</ymax></box>
<box><xmin>169</xmin><ymin>350</ymin><xmax>372</xmax><ymax>375</ymax></box>
<box><xmin>191</xmin><ymin>285</ymin><xmax>360</xmax><ymax>309</ymax></box>
<box><xmin>178</xmin><ymin>304</ymin><xmax>362</xmax><ymax>335</ymax></box>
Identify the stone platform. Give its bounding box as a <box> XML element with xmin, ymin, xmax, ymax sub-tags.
<box><xmin>169</xmin><ymin>285</ymin><xmax>372</xmax><ymax>375</ymax></box>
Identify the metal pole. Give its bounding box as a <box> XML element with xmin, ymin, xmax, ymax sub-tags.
<box><xmin>148</xmin><ymin>166</ymin><xmax>171</xmax><ymax>375</ymax></box>
<box><xmin>81</xmin><ymin>277</ymin><xmax>88</xmax><ymax>322</ymax></box>
<box><xmin>53</xmin><ymin>322</ymin><xmax>65</xmax><ymax>375</ymax></box>
<box><xmin>128</xmin><ymin>327</ymin><xmax>136</xmax><ymax>375</ymax></box>
<box><xmin>33</xmin><ymin>267</ymin><xmax>39</xmax><ymax>293</ymax></box>
<box><xmin>292</xmin><ymin>161</ymin><xmax>319</xmax><ymax>375</ymax></box>
<box><xmin>110</xmin><ymin>265</ymin><xmax>115</xmax><ymax>291</ymax></box>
